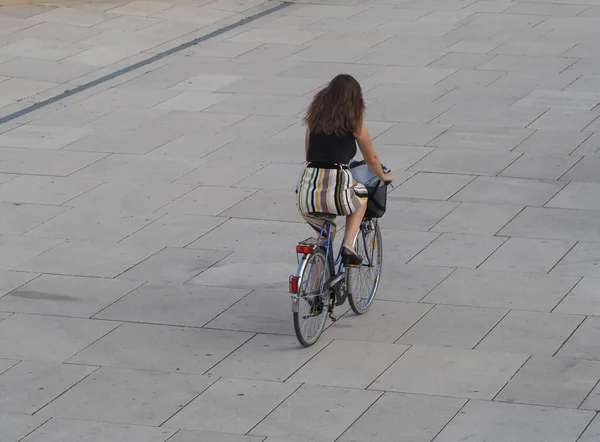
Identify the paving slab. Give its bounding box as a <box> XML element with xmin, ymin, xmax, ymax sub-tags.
<box><xmin>552</xmin><ymin>241</ymin><xmax>600</xmax><ymax>277</ymax></box>
<box><xmin>67</xmin><ymin>322</ymin><xmax>252</xmax><ymax>374</ymax></box>
<box><xmin>168</xmin><ymin>431</ymin><xmax>264</xmax><ymax>442</ymax></box>
<box><xmin>371</xmin><ymin>345</ymin><xmax>527</xmax><ymax>400</ymax></box>
<box><xmin>0</xmin><ymin>313</ymin><xmax>118</xmax><ymax>362</ymax></box>
<box><xmin>0</xmin><ymin>274</ymin><xmax>140</xmax><ymax>318</ymax></box>
<box><xmin>249</xmin><ymin>384</ymin><xmax>381</xmax><ymax>441</ymax></box>
<box><xmin>476</xmin><ymin>310</ymin><xmax>583</xmax><ymax>355</ymax></box>
<box><xmin>558</xmin><ymin>317</ymin><xmax>600</xmax><ymax>360</ymax></box>
<box><xmin>398</xmin><ymin>304</ymin><xmax>506</xmax><ymax>349</ymax></box>
<box><xmin>0</xmin><ymin>413</ymin><xmax>49</xmax><ymax>442</ymax></box>
<box><xmin>20</xmin><ymin>418</ymin><xmax>175</xmax><ymax>442</ymax></box>
<box><xmin>165</xmin><ymin>377</ymin><xmax>298</xmax><ymax>434</ymax></box>
<box><xmin>430</xmin><ymin>202</ymin><xmax>522</xmax><ymax>235</ymax></box>
<box><xmin>500</xmin><ymin>153</ymin><xmax>580</xmax><ymax>180</ymax></box>
<box><xmin>496</xmin><ymin>356</ymin><xmax>600</xmax><ymax>408</ymax></box>
<box><xmin>37</xmin><ymin>366</ymin><xmax>214</xmax><ymax>426</ymax></box>
<box><xmin>0</xmin><ymin>360</ymin><xmax>97</xmax><ymax>414</ymax></box>
<box><xmin>376</xmin><ymin>264</ymin><xmax>454</xmax><ymax>302</ymax></box>
<box><xmin>555</xmin><ymin>277</ymin><xmax>600</xmax><ymax>316</ymax></box>
<box><xmin>434</xmin><ymin>400</ymin><xmax>594</xmax><ymax>442</ymax></box>
<box><xmin>423</xmin><ymin>268</ymin><xmax>579</xmax><ymax>311</ymax></box>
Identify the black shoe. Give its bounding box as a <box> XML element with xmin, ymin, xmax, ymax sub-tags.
<box><xmin>341</xmin><ymin>247</ymin><xmax>363</xmax><ymax>266</ymax></box>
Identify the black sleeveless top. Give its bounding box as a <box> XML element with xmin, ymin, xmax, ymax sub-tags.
<box><xmin>306</xmin><ymin>130</ymin><xmax>357</xmax><ymax>165</ymax></box>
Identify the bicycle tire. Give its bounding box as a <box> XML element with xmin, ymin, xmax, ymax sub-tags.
<box><xmin>293</xmin><ymin>248</ymin><xmax>331</xmax><ymax>347</ymax></box>
<box><xmin>348</xmin><ymin>220</ymin><xmax>383</xmax><ymax>315</ymax></box>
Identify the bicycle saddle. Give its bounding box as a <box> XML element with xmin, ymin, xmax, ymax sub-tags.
<box><xmin>307</xmin><ymin>212</ymin><xmax>336</xmax><ymax>220</ymax></box>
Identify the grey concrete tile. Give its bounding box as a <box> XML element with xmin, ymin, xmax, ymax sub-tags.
<box><xmin>429</xmin><ymin>125</ymin><xmax>532</xmax><ymax>151</ymax></box>
<box><xmin>168</xmin><ymin>431</ymin><xmax>263</xmax><ymax>442</ymax></box>
<box><xmin>410</xmin><ymin>233</ymin><xmax>505</xmax><ymax>268</ymax></box>
<box><xmin>67</xmin><ymin>180</ymin><xmax>195</xmax><ymax>214</ymax></box>
<box><xmin>122</xmin><ymin>214</ymin><xmax>225</xmax><ymax>247</ymax></box>
<box><xmin>20</xmin><ymin>418</ymin><xmax>175</xmax><ymax>442</ymax></box>
<box><xmin>430</xmin><ymin>52</ymin><xmax>492</xmax><ymax>69</ymax></box>
<box><xmin>220</xmin><ymin>190</ymin><xmax>299</xmax><ymax>222</ymax></box>
<box><xmin>326</xmin><ymin>301</ymin><xmax>431</xmax><ymax>343</ymax></box>
<box><xmin>250</xmin><ymin>384</ymin><xmax>381</xmax><ymax>441</ymax></box>
<box><xmin>153</xmin><ymin>91</ymin><xmax>230</xmax><ymax>112</ymax></box>
<box><xmin>0</xmin><ymin>413</ymin><xmax>49</xmax><ymax>442</ymax></box>
<box><xmin>147</xmin><ymin>133</ymin><xmax>237</xmax><ymax>163</ymax></box>
<box><xmin>0</xmin><ymin>271</ymin><xmax>38</xmax><ymax>298</ymax></box>
<box><xmin>0</xmin><ymin>274</ymin><xmax>141</xmax><ymax>318</ymax></box>
<box><xmin>382</xmin><ymin>230</ymin><xmax>440</xmax><ymax>264</ymax></box>
<box><xmin>476</xmin><ymin>310</ymin><xmax>583</xmax><ymax>355</ymax></box>
<box><xmin>25</xmin><ymin>208</ymin><xmax>160</xmax><ymax>242</ymax></box>
<box><xmin>238</xmin><ymin>43</ymin><xmax>306</xmax><ymax>61</ymax></box>
<box><xmin>516</xmin><ymin>130</ymin><xmax>591</xmax><ymax>154</ymax></box>
<box><xmin>547</xmin><ymin>182</ymin><xmax>600</xmax><ymax>211</ymax></box>
<box><xmin>200</xmin><ymin>138</ymin><xmax>302</xmax><ymax>164</ymax></box>
<box><xmin>187</xmin><ymin>218</ymin><xmax>310</xmax><ymax>253</ymax></box>
<box><xmin>366</xmin><ymin>66</ymin><xmax>456</xmax><ymax>86</ymax></box>
<box><xmin>391</xmin><ymin>173</ymin><xmax>474</xmax><ymax>200</ymax></box>
<box><xmin>555</xmin><ymin>277</ymin><xmax>600</xmax><ymax>316</ymax></box>
<box><xmin>423</xmin><ymin>268</ymin><xmax>579</xmax><ymax>311</ymax></box>
<box><xmin>500</xmin><ymin>153</ymin><xmax>580</xmax><ymax>180</ymax></box>
<box><xmin>379</xmin><ymin>198</ymin><xmax>459</xmax><ymax>231</ymax></box>
<box><xmin>64</xmin><ymin>128</ymin><xmax>178</xmax><ymax>154</ymax></box>
<box><xmin>0</xmin><ymin>58</ymin><xmax>95</xmax><ymax>84</ymax></box>
<box><xmin>0</xmin><ymin>236</ymin><xmax>62</xmax><ymax>271</ymax></box>
<box><xmin>118</xmin><ymin>247</ymin><xmax>229</xmax><ymax>283</ymax></box>
<box><xmin>552</xmin><ymin>242</ymin><xmax>600</xmax><ymax>277</ymax></box>
<box><xmin>290</xmin><ymin>339</ymin><xmax>408</xmax><ymax>388</ymax></box>
<box><xmin>582</xmin><ymin>377</ymin><xmax>600</xmax><ymax>410</ymax></box>
<box><xmin>235</xmin><ymin>163</ymin><xmax>303</xmax><ymax>191</ymax></box>
<box><xmin>0</xmin><ymin>125</ymin><xmax>92</xmax><ymax>150</ymax></box>
<box><xmin>95</xmin><ymin>283</ymin><xmax>248</xmax><ymax>327</ymax></box>
<box><xmin>364</xmin><ymin>100</ymin><xmax>451</xmax><ymax>123</ymax></box>
<box><xmin>374</xmin><ymin>145</ymin><xmax>433</xmax><ymax>170</ymax></box>
<box><xmin>377</xmin><ymin>264</ymin><xmax>454</xmax><ymax>302</ymax></box>
<box><xmin>0</xmin><ymin>313</ymin><xmax>118</xmax><ymax>362</ymax></box>
<box><xmin>434</xmin><ymin>400</ymin><xmax>594</xmax><ymax>442</ymax></box>
<box><xmin>30</xmin><ymin>7</ymin><xmax>116</xmax><ymax>26</ymax></box>
<box><xmin>374</xmin><ymin>122</ymin><xmax>451</xmax><ymax>146</ymax></box>
<box><xmin>398</xmin><ymin>305</ymin><xmax>506</xmax><ymax>349</ymax></box>
<box><xmin>203</xmin><ymin>289</ymin><xmax>295</xmax><ymax>335</ymax></box>
<box><xmin>561</xmin><ymin>156</ymin><xmax>600</xmax><ymax>182</ymax></box>
<box><xmin>174</xmin><ymin>160</ymin><xmax>268</xmax><ymax>187</ymax></box>
<box><xmin>477</xmin><ymin>54</ymin><xmax>577</xmax><ymax>72</ymax></box>
<box><xmin>218</xmin><ymin>77</ymin><xmax>322</xmax><ymax>97</ymax></box>
<box><xmin>528</xmin><ymin>109</ymin><xmax>600</xmax><ymax>131</ymax></box>
<box><xmin>38</xmin><ymin>366</ymin><xmax>214</xmax><ymax>425</ymax></box>
<box><xmin>0</xmin><ymin>78</ymin><xmax>57</xmax><ymax>103</ymax></box>
<box><xmin>0</xmin><ymin>175</ymin><xmax>105</xmax><ymax>205</ymax></box>
<box><xmin>409</xmin><ymin>148</ymin><xmax>520</xmax><ymax>176</ymax></box>
<box><xmin>497</xmin><ymin>356</ymin><xmax>600</xmax><ymax>408</ymax></box>
<box><xmin>216</xmin><ymin>116</ymin><xmax>299</xmax><ymax>139</ymax></box>
<box><xmin>578</xmin><ymin>414</ymin><xmax>600</xmax><ymax>442</ymax></box>
<box><xmin>278</xmin><ymin>61</ymin><xmax>381</xmax><ymax>81</ymax></box>
<box><xmin>0</xmin><ymin>361</ymin><xmax>96</xmax><ymax>414</ymax></box>
<box><xmin>431</xmin><ymin>202</ymin><xmax>522</xmax><ymax>235</ymax></box>
<box><xmin>16</xmin><ymin>240</ymin><xmax>162</xmax><ymax>278</ymax></box>
<box><xmin>357</xmin><ymin>48</ymin><xmax>442</xmax><ymax>67</ymax></box>
<box><xmin>163</xmin><ymin>186</ymin><xmax>256</xmax><ymax>216</ymax></box>
<box><xmin>286</xmin><ymin>44</ymin><xmax>373</xmax><ymax>64</ymax></box>
<box><xmin>339</xmin><ymin>392</ymin><xmax>466</xmax><ymax>442</ymax></box>
<box><xmin>208</xmin><ymin>333</ymin><xmax>331</xmax><ymax>382</ymax></box>
<box><xmin>205</xmin><ymin>94</ymin><xmax>311</xmax><ymax>117</ymax></box>
<box><xmin>0</xmin><ymin>149</ymin><xmax>106</xmax><ymax>176</ymax></box>
<box><xmin>451</xmin><ymin>176</ymin><xmax>564</xmax><ymax>206</ymax></box>
<box><xmin>500</xmin><ymin>207</ymin><xmax>600</xmax><ymax>242</ymax></box>
<box><xmin>68</xmin><ymin>322</ymin><xmax>252</xmax><ymax>374</ymax></box>
<box><xmin>87</xmin><ymin>108</ymin><xmax>169</xmax><ymax>130</ymax></box>
<box><xmin>72</xmin><ymin>154</ymin><xmax>197</xmax><ymax>183</ymax></box>
<box><xmin>371</xmin><ymin>345</ymin><xmax>527</xmax><ymax>399</ymax></box>
<box><xmin>572</xmin><ymin>133</ymin><xmax>600</xmax><ymax>156</ymax></box>
<box><xmin>515</xmin><ymin>90</ymin><xmax>600</xmax><ymax>111</ymax></box>
<box><xmin>433</xmin><ymin>102</ymin><xmax>546</xmax><ymax>128</ymax></box>
<box><xmin>165</xmin><ymin>377</ymin><xmax>298</xmax><ymax>433</ymax></box>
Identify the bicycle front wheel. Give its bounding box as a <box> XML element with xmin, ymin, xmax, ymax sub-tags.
<box><xmin>348</xmin><ymin>219</ymin><xmax>383</xmax><ymax>315</ymax></box>
<box><xmin>293</xmin><ymin>248</ymin><xmax>331</xmax><ymax>347</ymax></box>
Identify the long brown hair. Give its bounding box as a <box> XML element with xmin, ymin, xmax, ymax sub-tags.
<box><xmin>304</xmin><ymin>74</ymin><xmax>365</xmax><ymax>136</ymax></box>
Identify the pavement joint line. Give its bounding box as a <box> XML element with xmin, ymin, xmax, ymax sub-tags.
<box><xmin>0</xmin><ymin>1</ymin><xmax>291</xmax><ymax>127</ymax></box>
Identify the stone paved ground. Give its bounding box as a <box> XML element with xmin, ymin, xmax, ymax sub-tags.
<box><xmin>1</xmin><ymin>0</ymin><xmax>600</xmax><ymax>440</ymax></box>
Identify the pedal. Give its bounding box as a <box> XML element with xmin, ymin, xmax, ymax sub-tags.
<box><xmin>328</xmin><ymin>313</ymin><xmax>337</xmax><ymax>322</ymax></box>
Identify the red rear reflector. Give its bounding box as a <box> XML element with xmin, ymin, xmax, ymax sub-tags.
<box><xmin>296</xmin><ymin>245</ymin><xmax>313</xmax><ymax>254</ymax></box>
<box><xmin>289</xmin><ymin>276</ymin><xmax>299</xmax><ymax>294</ymax></box>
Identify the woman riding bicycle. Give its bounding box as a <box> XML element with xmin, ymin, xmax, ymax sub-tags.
<box><xmin>297</xmin><ymin>74</ymin><xmax>393</xmax><ymax>266</ymax></box>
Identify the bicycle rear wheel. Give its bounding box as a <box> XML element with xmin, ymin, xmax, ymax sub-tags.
<box><xmin>348</xmin><ymin>219</ymin><xmax>383</xmax><ymax>315</ymax></box>
<box><xmin>293</xmin><ymin>248</ymin><xmax>331</xmax><ymax>347</ymax></box>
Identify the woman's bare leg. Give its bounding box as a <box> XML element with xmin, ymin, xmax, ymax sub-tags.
<box><xmin>342</xmin><ymin>200</ymin><xmax>367</xmax><ymax>253</ymax></box>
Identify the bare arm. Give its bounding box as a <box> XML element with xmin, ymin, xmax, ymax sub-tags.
<box><xmin>355</xmin><ymin>121</ymin><xmax>390</xmax><ymax>182</ymax></box>
<box><xmin>304</xmin><ymin>126</ymin><xmax>310</xmax><ymax>161</ymax></box>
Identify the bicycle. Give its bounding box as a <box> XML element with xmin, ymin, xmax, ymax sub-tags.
<box><xmin>289</xmin><ymin>212</ymin><xmax>384</xmax><ymax>347</ymax></box>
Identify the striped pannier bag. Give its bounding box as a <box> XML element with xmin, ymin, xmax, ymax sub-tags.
<box><xmin>297</xmin><ymin>164</ymin><xmax>368</xmax><ymax>217</ymax></box>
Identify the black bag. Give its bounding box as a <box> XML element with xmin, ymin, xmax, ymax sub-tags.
<box><xmin>349</xmin><ymin>160</ymin><xmax>390</xmax><ymax>218</ymax></box>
